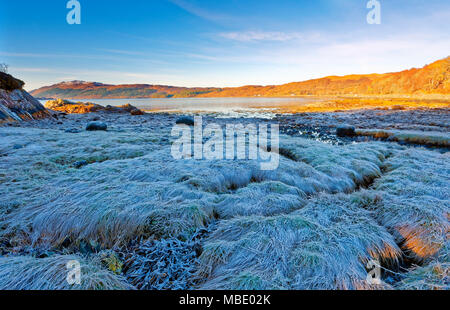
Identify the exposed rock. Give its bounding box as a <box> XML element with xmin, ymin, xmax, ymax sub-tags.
<box><xmin>45</xmin><ymin>99</ymin><xmax>103</xmax><ymax>114</ymax></box>
<box><xmin>86</xmin><ymin>121</ymin><xmax>107</xmax><ymax>131</ymax></box>
<box><xmin>0</xmin><ymin>89</ymin><xmax>50</xmax><ymax>124</ymax></box>
<box><xmin>336</xmin><ymin>125</ymin><xmax>356</xmax><ymax>137</ymax></box>
<box><xmin>45</xmin><ymin>99</ymin><xmax>145</xmax><ymax>115</ymax></box>
<box><xmin>176</xmin><ymin>116</ymin><xmax>195</xmax><ymax>126</ymax></box>
<box><xmin>106</xmin><ymin>104</ymin><xmax>146</xmax><ymax>115</ymax></box>
<box><xmin>130</xmin><ymin>109</ymin><xmax>144</xmax><ymax>116</ymax></box>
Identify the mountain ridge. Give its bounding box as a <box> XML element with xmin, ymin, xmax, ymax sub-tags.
<box><xmin>30</xmin><ymin>57</ymin><xmax>450</xmax><ymax>99</ymax></box>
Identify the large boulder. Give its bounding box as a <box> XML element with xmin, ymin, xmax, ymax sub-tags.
<box><xmin>86</xmin><ymin>121</ymin><xmax>108</xmax><ymax>131</ymax></box>
<box><xmin>176</xmin><ymin>116</ymin><xmax>195</xmax><ymax>126</ymax></box>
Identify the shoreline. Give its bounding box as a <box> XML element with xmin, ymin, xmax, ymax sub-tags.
<box><xmin>37</xmin><ymin>96</ymin><xmax>450</xmax><ymax>116</ymax></box>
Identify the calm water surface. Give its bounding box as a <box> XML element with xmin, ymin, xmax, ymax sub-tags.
<box><xmin>41</xmin><ymin>97</ymin><xmax>316</xmax><ymax>118</ymax></box>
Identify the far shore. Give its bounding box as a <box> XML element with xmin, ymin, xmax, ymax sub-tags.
<box><xmin>40</xmin><ymin>96</ymin><xmax>450</xmax><ymax>115</ymax></box>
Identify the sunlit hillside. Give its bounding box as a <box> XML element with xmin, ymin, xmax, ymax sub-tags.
<box><xmin>30</xmin><ymin>57</ymin><xmax>449</xmax><ymax>99</ymax></box>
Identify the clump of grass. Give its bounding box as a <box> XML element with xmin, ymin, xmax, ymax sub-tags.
<box><xmin>0</xmin><ymin>254</ymin><xmax>133</xmax><ymax>290</ymax></box>
<box><xmin>0</xmin><ymin>182</ymin><xmax>215</xmax><ymax>249</ymax></box>
<box><xmin>278</xmin><ymin>136</ymin><xmax>390</xmax><ymax>190</ymax></box>
<box><xmin>214</xmin><ymin>181</ymin><xmax>306</xmax><ymax>218</ymax></box>
<box><xmin>396</xmin><ymin>243</ymin><xmax>449</xmax><ymax>290</ymax></box>
<box><xmin>362</xmin><ymin>148</ymin><xmax>450</xmax><ymax>262</ymax></box>
<box><xmin>355</xmin><ymin>129</ymin><xmax>450</xmax><ymax>147</ymax></box>
<box><xmin>198</xmin><ymin>193</ymin><xmax>401</xmax><ymax>290</ymax></box>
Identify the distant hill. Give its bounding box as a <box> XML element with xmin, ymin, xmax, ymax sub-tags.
<box><xmin>30</xmin><ymin>57</ymin><xmax>450</xmax><ymax>99</ymax></box>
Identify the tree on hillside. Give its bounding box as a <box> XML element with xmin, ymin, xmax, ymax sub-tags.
<box><xmin>0</xmin><ymin>63</ymin><xmax>8</xmax><ymax>73</ymax></box>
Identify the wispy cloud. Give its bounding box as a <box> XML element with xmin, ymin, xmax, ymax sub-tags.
<box><xmin>12</xmin><ymin>67</ymin><xmax>55</xmax><ymax>73</ymax></box>
<box><xmin>218</xmin><ymin>31</ymin><xmax>321</xmax><ymax>42</ymax></box>
<box><xmin>0</xmin><ymin>51</ymin><xmax>124</xmax><ymax>61</ymax></box>
<box><xmin>168</xmin><ymin>0</ymin><xmax>231</xmax><ymax>23</ymax></box>
<box><xmin>95</xmin><ymin>48</ymin><xmax>149</xmax><ymax>56</ymax></box>
<box><xmin>0</xmin><ymin>52</ymin><xmax>63</xmax><ymax>58</ymax></box>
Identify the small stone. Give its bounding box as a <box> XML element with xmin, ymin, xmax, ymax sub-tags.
<box><xmin>86</xmin><ymin>121</ymin><xmax>107</xmax><ymax>131</ymax></box>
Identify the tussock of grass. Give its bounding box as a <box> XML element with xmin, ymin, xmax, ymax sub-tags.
<box><xmin>0</xmin><ymin>255</ymin><xmax>133</xmax><ymax>290</ymax></box>
<box><xmin>0</xmin><ymin>181</ymin><xmax>215</xmax><ymax>248</ymax></box>
<box><xmin>396</xmin><ymin>243</ymin><xmax>449</xmax><ymax>290</ymax></box>
<box><xmin>355</xmin><ymin>129</ymin><xmax>450</xmax><ymax>147</ymax></box>
<box><xmin>279</xmin><ymin>136</ymin><xmax>390</xmax><ymax>190</ymax></box>
<box><xmin>355</xmin><ymin>148</ymin><xmax>449</xmax><ymax>263</ymax></box>
<box><xmin>198</xmin><ymin>194</ymin><xmax>401</xmax><ymax>290</ymax></box>
<box><xmin>214</xmin><ymin>181</ymin><xmax>306</xmax><ymax>218</ymax></box>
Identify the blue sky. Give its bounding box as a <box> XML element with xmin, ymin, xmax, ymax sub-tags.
<box><xmin>0</xmin><ymin>0</ymin><xmax>449</xmax><ymax>91</ymax></box>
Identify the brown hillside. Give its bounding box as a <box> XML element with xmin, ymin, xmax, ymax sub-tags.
<box><xmin>30</xmin><ymin>57</ymin><xmax>450</xmax><ymax>99</ymax></box>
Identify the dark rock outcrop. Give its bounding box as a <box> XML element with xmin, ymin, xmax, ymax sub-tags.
<box><xmin>0</xmin><ymin>90</ymin><xmax>51</xmax><ymax>124</ymax></box>
<box><xmin>0</xmin><ymin>72</ymin><xmax>50</xmax><ymax>123</ymax></box>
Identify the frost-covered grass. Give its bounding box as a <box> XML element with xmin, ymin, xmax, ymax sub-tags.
<box><xmin>278</xmin><ymin>136</ymin><xmax>390</xmax><ymax>190</ymax></box>
<box><xmin>0</xmin><ymin>254</ymin><xmax>133</xmax><ymax>290</ymax></box>
<box><xmin>0</xmin><ymin>127</ymin><xmax>395</xmax><ymax>249</ymax></box>
<box><xmin>198</xmin><ymin>193</ymin><xmax>401</xmax><ymax>290</ymax></box>
<box><xmin>355</xmin><ymin>129</ymin><xmax>450</xmax><ymax>147</ymax></box>
<box><xmin>354</xmin><ymin>148</ymin><xmax>450</xmax><ymax>262</ymax></box>
<box><xmin>396</xmin><ymin>243</ymin><xmax>449</xmax><ymax>290</ymax></box>
<box><xmin>0</xmin><ymin>114</ymin><xmax>449</xmax><ymax>290</ymax></box>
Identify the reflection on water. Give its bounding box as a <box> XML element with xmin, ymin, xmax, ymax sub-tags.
<box><xmin>41</xmin><ymin>97</ymin><xmax>315</xmax><ymax>118</ymax></box>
